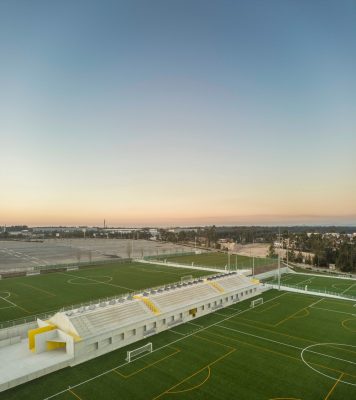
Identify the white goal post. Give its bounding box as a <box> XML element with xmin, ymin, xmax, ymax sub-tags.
<box><xmin>125</xmin><ymin>342</ymin><xmax>152</xmax><ymax>362</ymax></box>
<box><xmin>250</xmin><ymin>298</ymin><xmax>263</xmax><ymax>308</ymax></box>
<box><xmin>181</xmin><ymin>275</ymin><xmax>193</xmax><ymax>283</ymax></box>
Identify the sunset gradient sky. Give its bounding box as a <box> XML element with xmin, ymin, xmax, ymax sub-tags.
<box><xmin>1</xmin><ymin>0</ymin><xmax>355</xmax><ymax>226</ymax></box>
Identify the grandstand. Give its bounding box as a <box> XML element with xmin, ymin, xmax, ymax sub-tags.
<box><xmin>0</xmin><ymin>272</ymin><xmax>261</xmax><ymax>392</ymax></box>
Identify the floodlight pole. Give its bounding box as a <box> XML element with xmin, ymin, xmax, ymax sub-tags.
<box><xmin>252</xmin><ymin>237</ymin><xmax>255</xmax><ymax>277</ymax></box>
<box><xmin>278</xmin><ymin>251</ymin><xmax>281</xmax><ymax>290</ymax></box>
<box><xmin>286</xmin><ymin>245</ymin><xmax>289</xmax><ymax>268</ymax></box>
<box><xmin>278</xmin><ymin>227</ymin><xmax>281</xmax><ymax>290</ymax></box>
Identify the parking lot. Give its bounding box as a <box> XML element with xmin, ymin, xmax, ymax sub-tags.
<box><xmin>0</xmin><ymin>239</ymin><xmax>193</xmax><ymax>271</ymax></box>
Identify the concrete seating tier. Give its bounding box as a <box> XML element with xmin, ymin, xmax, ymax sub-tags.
<box><xmin>218</xmin><ymin>276</ymin><xmax>253</xmax><ymax>291</ymax></box>
<box><xmin>151</xmin><ymin>284</ymin><xmax>217</xmax><ymax>311</ymax></box>
<box><xmin>70</xmin><ymin>301</ymin><xmax>150</xmax><ymax>338</ymax></box>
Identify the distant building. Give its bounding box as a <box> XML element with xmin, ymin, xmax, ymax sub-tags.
<box><xmin>168</xmin><ymin>228</ymin><xmax>198</xmax><ymax>234</ymax></box>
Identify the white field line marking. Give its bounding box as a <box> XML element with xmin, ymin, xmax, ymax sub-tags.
<box><xmin>186</xmin><ymin>321</ymin><xmax>203</xmax><ymax>328</ymax></box>
<box><xmin>43</xmin><ymin>291</ymin><xmax>289</xmax><ymax>400</ymax></box>
<box><xmin>213</xmin><ymin>311</ymin><xmax>231</xmax><ymax>317</ymax></box>
<box><xmin>308</xmin><ymin>298</ymin><xmax>324</xmax><ymax>308</ymax></box>
<box><xmin>280</xmin><ymin>275</ymin><xmax>295</xmax><ymax>282</ymax></box>
<box><xmin>60</xmin><ymin>272</ymin><xmax>134</xmax><ymax>292</ymax></box>
<box><xmin>169</xmin><ymin>329</ymin><xmax>186</xmax><ymax>336</ymax></box>
<box><xmin>132</xmin><ymin>265</ymin><xmax>189</xmax><ymax>277</ymax></box>
<box><xmin>296</xmin><ymin>276</ymin><xmax>316</xmax><ymax>285</ymax></box>
<box><xmin>0</xmin><ymin>296</ymin><xmax>20</xmax><ymax>308</ymax></box>
<box><xmin>216</xmin><ymin>324</ymin><xmax>356</xmax><ymax>366</ymax></box>
<box><xmin>342</xmin><ymin>283</ymin><xmax>356</xmax><ymax>295</ymax></box>
<box><xmin>310</xmin><ymin>306</ymin><xmax>356</xmax><ymax>317</ymax></box>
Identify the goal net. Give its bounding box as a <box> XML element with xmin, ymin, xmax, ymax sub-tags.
<box><xmin>250</xmin><ymin>298</ymin><xmax>263</xmax><ymax>308</ymax></box>
<box><xmin>181</xmin><ymin>275</ymin><xmax>193</xmax><ymax>283</ymax></box>
<box><xmin>125</xmin><ymin>342</ymin><xmax>152</xmax><ymax>362</ymax></box>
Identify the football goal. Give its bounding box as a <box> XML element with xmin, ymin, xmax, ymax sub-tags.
<box><xmin>250</xmin><ymin>298</ymin><xmax>263</xmax><ymax>308</ymax></box>
<box><xmin>125</xmin><ymin>342</ymin><xmax>152</xmax><ymax>362</ymax></box>
<box><xmin>181</xmin><ymin>275</ymin><xmax>193</xmax><ymax>283</ymax></box>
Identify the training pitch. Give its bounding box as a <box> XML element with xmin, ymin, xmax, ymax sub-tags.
<box><xmin>0</xmin><ymin>262</ymin><xmax>208</xmax><ymax>326</ymax></box>
<box><xmin>265</xmin><ymin>273</ymin><xmax>356</xmax><ymax>297</ymax></box>
<box><xmin>0</xmin><ymin>262</ymin><xmax>355</xmax><ymax>400</ymax></box>
<box><xmin>160</xmin><ymin>252</ymin><xmax>276</xmax><ymax>271</ymax></box>
<box><xmin>1</xmin><ymin>289</ymin><xmax>355</xmax><ymax>400</ymax></box>
<box><xmin>0</xmin><ymin>239</ymin><xmax>195</xmax><ymax>271</ymax></box>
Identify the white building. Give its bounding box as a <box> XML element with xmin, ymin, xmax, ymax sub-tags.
<box><xmin>0</xmin><ymin>273</ymin><xmax>261</xmax><ymax>393</ymax></box>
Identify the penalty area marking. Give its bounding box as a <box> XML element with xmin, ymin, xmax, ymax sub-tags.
<box><xmin>301</xmin><ymin>343</ymin><xmax>356</xmax><ymax>386</ymax></box>
<box><xmin>42</xmin><ymin>292</ymin><xmax>289</xmax><ymax>400</ymax></box>
<box><xmin>0</xmin><ymin>291</ymin><xmax>30</xmax><ymax>313</ymax></box>
<box><xmin>0</xmin><ymin>291</ymin><xmax>16</xmax><ymax>309</ymax></box>
<box><xmin>67</xmin><ymin>276</ymin><xmax>113</xmax><ymax>285</ymax></box>
<box><xmin>331</xmin><ymin>283</ymin><xmax>352</xmax><ymax>289</ymax></box>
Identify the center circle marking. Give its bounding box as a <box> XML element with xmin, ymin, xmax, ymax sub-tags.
<box><xmin>301</xmin><ymin>342</ymin><xmax>356</xmax><ymax>386</ymax></box>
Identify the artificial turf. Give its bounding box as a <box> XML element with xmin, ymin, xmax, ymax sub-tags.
<box><xmin>0</xmin><ymin>262</ymin><xmax>209</xmax><ymax>326</ymax></box>
<box><xmin>161</xmin><ymin>252</ymin><xmax>277</xmax><ymax>271</ymax></box>
<box><xmin>1</xmin><ymin>289</ymin><xmax>355</xmax><ymax>400</ymax></box>
<box><xmin>264</xmin><ymin>273</ymin><xmax>356</xmax><ymax>297</ymax></box>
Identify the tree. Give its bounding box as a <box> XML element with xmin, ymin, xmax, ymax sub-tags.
<box><xmin>268</xmin><ymin>244</ymin><xmax>277</xmax><ymax>259</ymax></box>
<box><xmin>206</xmin><ymin>225</ymin><xmax>217</xmax><ymax>247</ymax></box>
<box><xmin>288</xmin><ymin>248</ymin><xmax>296</xmax><ymax>262</ymax></box>
<box><xmin>126</xmin><ymin>242</ymin><xmax>132</xmax><ymax>259</ymax></box>
<box><xmin>295</xmin><ymin>251</ymin><xmax>303</xmax><ymax>263</ymax></box>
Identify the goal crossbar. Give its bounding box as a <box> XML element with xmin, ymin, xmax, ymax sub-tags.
<box><xmin>250</xmin><ymin>298</ymin><xmax>263</xmax><ymax>308</ymax></box>
<box><xmin>126</xmin><ymin>342</ymin><xmax>152</xmax><ymax>362</ymax></box>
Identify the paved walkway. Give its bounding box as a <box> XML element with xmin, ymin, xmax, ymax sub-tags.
<box><xmin>136</xmin><ymin>258</ymin><xmax>251</xmax><ymax>275</ymax></box>
<box><xmin>0</xmin><ymin>338</ymin><xmax>73</xmax><ymax>392</ymax></box>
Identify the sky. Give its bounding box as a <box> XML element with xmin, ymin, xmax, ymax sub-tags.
<box><xmin>0</xmin><ymin>0</ymin><xmax>355</xmax><ymax>227</ymax></box>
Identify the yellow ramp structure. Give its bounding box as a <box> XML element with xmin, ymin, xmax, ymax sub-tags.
<box><xmin>46</xmin><ymin>341</ymin><xmax>66</xmax><ymax>351</ymax></box>
<box><xmin>207</xmin><ymin>281</ymin><xmax>225</xmax><ymax>293</ymax></box>
<box><xmin>28</xmin><ymin>325</ymin><xmax>55</xmax><ymax>352</ymax></box>
<box><xmin>134</xmin><ymin>295</ymin><xmax>161</xmax><ymax>315</ymax></box>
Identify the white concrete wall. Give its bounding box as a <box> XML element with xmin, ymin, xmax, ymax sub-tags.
<box><xmin>58</xmin><ymin>330</ymin><xmax>75</xmax><ymax>356</ymax></box>
<box><xmin>0</xmin><ymin>321</ymin><xmax>38</xmax><ymax>341</ymax></box>
<box><xmin>70</xmin><ymin>284</ymin><xmax>262</xmax><ymax>366</ymax></box>
<box><xmin>34</xmin><ymin>330</ymin><xmax>60</xmax><ymax>353</ymax></box>
<box><xmin>49</xmin><ymin>313</ymin><xmax>79</xmax><ymax>337</ymax></box>
<box><xmin>0</xmin><ymin>336</ymin><xmax>21</xmax><ymax>348</ymax></box>
<box><xmin>0</xmin><ymin>358</ymin><xmax>71</xmax><ymax>393</ymax></box>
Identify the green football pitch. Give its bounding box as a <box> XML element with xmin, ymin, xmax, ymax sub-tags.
<box><xmin>0</xmin><ymin>262</ymin><xmax>209</xmax><ymax>326</ymax></box>
<box><xmin>1</xmin><ymin>289</ymin><xmax>355</xmax><ymax>400</ymax></box>
<box><xmin>264</xmin><ymin>273</ymin><xmax>356</xmax><ymax>297</ymax></box>
<box><xmin>161</xmin><ymin>252</ymin><xmax>276</xmax><ymax>270</ymax></box>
